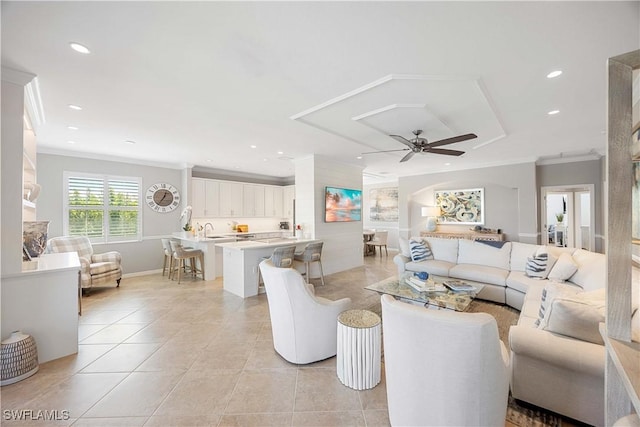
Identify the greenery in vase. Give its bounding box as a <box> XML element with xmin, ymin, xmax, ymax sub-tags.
<box><xmin>555</xmin><ymin>213</ymin><xmax>564</xmax><ymax>223</ymax></box>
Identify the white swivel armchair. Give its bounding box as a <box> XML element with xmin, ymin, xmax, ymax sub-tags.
<box><xmin>47</xmin><ymin>236</ymin><xmax>122</xmax><ymax>291</ymax></box>
<box><xmin>381</xmin><ymin>295</ymin><xmax>510</xmax><ymax>427</ymax></box>
<box><xmin>259</xmin><ymin>258</ymin><xmax>351</xmax><ymax>364</ymax></box>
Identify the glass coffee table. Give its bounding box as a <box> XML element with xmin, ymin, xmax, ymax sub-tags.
<box><xmin>364</xmin><ymin>272</ymin><xmax>484</xmax><ymax>312</ymax></box>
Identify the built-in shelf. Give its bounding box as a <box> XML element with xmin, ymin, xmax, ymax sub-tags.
<box><xmin>603</xmin><ymin>333</ymin><xmax>640</xmax><ymax>413</ymax></box>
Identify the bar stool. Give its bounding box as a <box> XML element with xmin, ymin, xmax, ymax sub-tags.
<box><xmin>169</xmin><ymin>240</ymin><xmax>205</xmax><ymax>284</ymax></box>
<box><xmin>161</xmin><ymin>238</ymin><xmax>174</xmax><ymax>278</ymax></box>
<box><xmin>258</xmin><ymin>245</ymin><xmax>297</xmax><ymax>287</ymax></box>
<box><xmin>294</xmin><ymin>242</ymin><xmax>325</xmax><ymax>286</ymax></box>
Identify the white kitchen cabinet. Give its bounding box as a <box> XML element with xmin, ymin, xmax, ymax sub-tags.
<box><xmin>191</xmin><ymin>178</ymin><xmax>206</xmax><ymax>217</ymax></box>
<box><xmin>283</xmin><ymin>185</ymin><xmax>295</xmax><ymax>218</ymax></box>
<box><xmin>191</xmin><ymin>179</ymin><xmax>219</xmax><ymax>217</ymax></box>
<box><xmin>219</xmin><ymin>181</ymin><xmax>243</xmax><ymax>217</ymax></box>
<box><xmin>264</xmin><ymin>185</ymin><xmax>284</xmax><ymax>218</ymax></box>
<box><xmin>243</xmin><ymin>184</ymin><xmax>265</xmax><ymax>217</ymax></box>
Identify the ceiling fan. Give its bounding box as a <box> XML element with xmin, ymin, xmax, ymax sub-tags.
<box><xmin>363</xmin><ymin>130</ymin><xmax>478</xmax><ymax>162</ymax></box>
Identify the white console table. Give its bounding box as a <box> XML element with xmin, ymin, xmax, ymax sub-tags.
<box><xmin>1</xmin><ymin>252</ymin><xmax>81</xmax><ymax>363</ymax></box>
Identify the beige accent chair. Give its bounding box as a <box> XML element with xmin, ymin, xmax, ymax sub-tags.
<box><xmin>259</xmin><ymin>258</ymin><xmax>351</xmax><ymax>364</ymax></box>
<box><xmin>366</xmin><ymin>230</ymin><xmax>388</xmax><ymax>257</ymax></box>
<box><xmin>381</xmin><ymin>294</ymin><xmax>510</xmax><ymax>426</ymax></box>
<box><xmin>47</xmin><ymin>236</ymin><xmax>122</xmax><ymax>290</ymax></box>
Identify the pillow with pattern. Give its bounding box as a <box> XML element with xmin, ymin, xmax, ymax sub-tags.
<box><xmin>409</xmin><ymin>239</ymin><xmax>433</xmax><ymax>262</ymax></box>
<box><xmin>525</xmin><ymin>250</ymin><xmax>557</xmax><ymax>279</ymax></box>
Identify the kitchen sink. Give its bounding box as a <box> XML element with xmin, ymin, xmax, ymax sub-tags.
<box><xmin>205</xmin><ymin>236</ymin><xmax>226</xmax><ymax>239</ymax></box>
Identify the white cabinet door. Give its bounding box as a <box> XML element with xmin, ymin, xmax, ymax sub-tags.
<box><xmin>243</xmin><ymin>184</ymin><xmax>265</xmax><ymax>217</ymax></box>
<box><xmin>264</xmin><ymin>186</ymin><xmax>284</xmax><ymax>218</ymax></box>
<box><xmin>191</xmin><ymin>178</ymin><xmax>206</xmax><ymax>217</ymax></box>
<box><xmin>204</xmin><ymin>180</ymin><xmax>220</xmax><ymax>217</ymax></box>
<box><xmin>220</xmin><ymin>181</ymin><xmax>243</xmax><ymax>217</ymax></box>
<box><xmin>283</xmin><ymin>185</ymin><xmax>295</xmax><ymax>218</ymax></box>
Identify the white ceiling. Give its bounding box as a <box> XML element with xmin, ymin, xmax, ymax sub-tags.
<box><xmin>2</xmin><ymin>1</ymin><xmax>639</xmax><ymax>182</ymax></box>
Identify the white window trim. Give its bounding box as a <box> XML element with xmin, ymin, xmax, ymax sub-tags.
<box><xmin>63</xmin><ymin>171</ymin><xmax>143</xmax><ymax>243</ymax></box>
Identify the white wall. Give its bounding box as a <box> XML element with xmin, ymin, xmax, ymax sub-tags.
<box><xmin>1</xmin><ymin>69</ymin><xmax>35</xmax><ymax>277</ymax></box>
<box><xmin>294</xmin><ymin>155</ymin><xmax>363</xmax><ymax>276</ymax></box>
<box><xmin>398</xmin><ymin>162</ymin><xmax>537</xmax><ymax>243</ymax></box>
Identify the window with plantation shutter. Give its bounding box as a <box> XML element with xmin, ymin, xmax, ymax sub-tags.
<box><xmin>64</xmin><ymin>172</ymin><xmax>142</xmax><ymax>243</ymax></box>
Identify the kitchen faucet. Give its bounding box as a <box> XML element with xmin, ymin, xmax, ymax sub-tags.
<box><xmin>204</xmin><ymin>223</ymin><xmax>214</xmax><ymax>237</ymax></box>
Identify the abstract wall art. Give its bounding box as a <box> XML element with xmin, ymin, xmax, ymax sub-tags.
<box><xmin>369</xmin><ymin>187</ymin><xmax>398</xmax><ymax>221</ymax></box>
<box><xmin>435</xmin><ymin>188</ymin><xmax>484</xmax><ymax>225</ymax></box>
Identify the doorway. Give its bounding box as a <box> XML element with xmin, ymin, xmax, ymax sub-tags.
<box><xmin>541</xmin><ymin>185</ymin><xmax>595</xmax><ymax>250</ymax></box>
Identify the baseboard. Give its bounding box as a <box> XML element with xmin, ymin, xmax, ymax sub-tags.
<box><xmin>122</xmin><ymin>269</ymin><xmax>162</xmax><ymax>278</ymax></box>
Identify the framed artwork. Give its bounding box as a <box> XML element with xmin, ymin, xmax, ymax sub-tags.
<box><xmin>369</xmin><ymin>187</ymin><xmax>398</xmax><ymax>221</ymax></box>
<box><xmin>435</xmin><ymin>188</ymin><xmax>484</xmax><ymax>225</ymax></box>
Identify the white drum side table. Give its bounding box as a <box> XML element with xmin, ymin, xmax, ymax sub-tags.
<box><xmin>336</xmin><ymin>309</ymin><xmax>381</xmax><ymax>390</ymax></box>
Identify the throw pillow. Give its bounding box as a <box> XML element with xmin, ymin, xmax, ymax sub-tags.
<box><xmin>534</xmin><ymin>282</ymin><xmax>580</xmax><ymax>326</ymax></box>
<box><xmin>398</xmin><ymin>237</ymin><xmax>411</xmax><ymax>258</ymax></box>
<box><xmin>525</xmin><ymin>251</ymin><xmax>557</xmax><ymax>279</ymax></box>
<box><xmin>548</xmin><ymin>252</ymin><xmax>578</xmax><ymax>282</ymax></box>
<box><xmin>538</xmin><ymin>293</ymin><xmax>606</xmax><ymax>345</ymax></box>
<box><xmin>409</xmin><ymin>239</ymin><xmax>433</xmax><ymax>262</ymax></box>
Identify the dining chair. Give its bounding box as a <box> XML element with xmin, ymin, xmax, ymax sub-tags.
<box><xmin>161</xmin><ymin>238</ymin><xmax>174</xmax><ymax>278</ymax></box>
<box><xmin>366</xmin><ymin>230</ymin><xmax>388</xmax><ymax>257</ymax></box>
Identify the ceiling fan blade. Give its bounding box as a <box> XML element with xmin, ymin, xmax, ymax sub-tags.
<box><xmin>425</xmin><ymin>148</ymin><xmax>465</xmax><ymax>156</ymax></box>
<box><xmin>361</xmin><ymin>148</ymin><xmax>410</xmax><ymax>154</ymax></box>
<box><xmin>427</xmin><ymin>133</ymin><xmax>477</xmax><ymax>148</ymax></box>
<box><xmin>389</xmin><ymin>135</ymin><xmax>417</xmax><ymax>149</ymax></box>
<box><xmin>400</xmin><ymin>151</ymin><xmax>416</xmax><ymax>162</ymax></box>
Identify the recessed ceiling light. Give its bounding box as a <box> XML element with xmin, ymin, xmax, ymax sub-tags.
<box><xmin>546</xmin><ymin>70</ymin><xmax>563</xmax><ymax>78</ymax></box>
<box><xmin>68</xmin><ymin>104</ymin><xmax>83</xmax><ymax>110</ymax></box>
<box><xmin>356</xmin><ymin>156</ymin><xmax>363</xmax><ymax>160</ymax></box>
<box><xmin>444</xmin><ymin>162</ymin><xmax>451</xmax><ymax>166</ymax></box>
<box><xmin>69</xmin><ymin>42</ymin><xmax>90</xmax><ymax>54</ymax></box>
<box><xmin>124</xmin><ymin>140</ymin><xmax>136</xmax><ymax>145</ymax></box>
<box><xmin>206</xmin><ymin>159</ymin><xmax>213</xmax><ymax>162</ymax></box>
<box><xmin>67</xmin><ymin>140</ymin><xmax>76</xmax><ymax>144</ymax></box>
<box><xmin>277</xmin><ymin>151</ymin><xmax>284</xmax><ymax>155</ymax></box>
<box><xmin>235</xmin><ymin>166</ymin><xmax>240</xmax><ymax>169</ymax></box>
<box><xmin>67</xmin><ymin>126</ymin><xmax>79</xmax><ymax>130</ymax></box>
<box><xmin>263</xmin><ymin>158</ymin><xmax>268</xmax><ymax>162</ymax></box>
<box><xmin>250</xmin><ymin>145</ymin><xmax>257</xmax><ymax>149</ymax></box>
<box><xmin>547</xmin><ymin>110</ymin><xmax>560</xmax><ymax>115</ymax></box>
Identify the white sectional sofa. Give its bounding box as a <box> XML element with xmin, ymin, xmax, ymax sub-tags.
<box><xmin>393</xmin><ymin>236</ymin><xmax>612</xmax><ymax>426</ymax></box>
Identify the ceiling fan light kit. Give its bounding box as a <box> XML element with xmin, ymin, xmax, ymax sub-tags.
<box><xmin>363</xmin><ymin>130</ymin><xmax>477</xmax><ymax>162</ymax></box>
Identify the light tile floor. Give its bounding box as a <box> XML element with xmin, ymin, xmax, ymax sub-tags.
<box><xmin>1</xmin><ymin>251</ymin><xmax>527</xmax><ymax>426</ymax></box>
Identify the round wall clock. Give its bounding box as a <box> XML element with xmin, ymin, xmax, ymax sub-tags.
<box><xmin>146</xmin><ymin>183</ymin><xmax>180</xmax><ymax>213</ymax></box>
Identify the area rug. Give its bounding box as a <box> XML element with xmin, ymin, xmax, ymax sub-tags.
<box><xmin>364</xmin><ymin>298</ymin><xmax>566</xmax><ymax>427</ymax></box>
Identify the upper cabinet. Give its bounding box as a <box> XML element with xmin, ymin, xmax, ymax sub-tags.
<box><xmin>219</xmin><ymin>181</ymin><xmax>243</xmax><ymax>217</ymax></box>
<box><xmin>264</xmin><ymin>185</ymin><xmax>284</xmax><ymax>218</ymax></box>
<box><xmin>243</xmin><ymin>184</ymin><xmax>265</xmax><ymax>217</ymax></box>
<box><xmin>192</xmin><ymin>178</ymin><xmax>220</xmax><ymax>217</ymax></box>
<box><xmin>191</xmin><ymin>178</ymin><xmax>294</xmax><ymax>219</ymax></box>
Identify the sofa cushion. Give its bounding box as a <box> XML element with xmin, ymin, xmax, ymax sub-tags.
<box><xmin>510</xmin><ymin>242</ymin><xmax>541</xmax><ymax>272</ymax></box>
<box><xmin>457</xmin><ymin>239</ymin><xmax>512</xmax><ymax>270</ymax></box>
<box><xmin>537</xmin><ymin>288</ymin><xmax>606</xmax><ymax>345</ymax></box>
<box><xmin>544</xmin><ymin>245</ymin><xmax>577</xmax><ymax>259</ymax></box>
<box><xmin>406</xmin><ymin>259</ymin><xmax>455</xmax><ymax>277</ymax></box>
<box><xmin>568</xmin><ymin>249</ymin><xmax>606</xmax><ymax>291</ymax></box>
<box><xmin>507</xmin><ymin>271</ymin><xmax>549</xmax><ymax>295</ymax></box>
<box><xmin>525</xmin><ymin>251</ymin><xmax>557</xmax><ymax>279</ymax></box>
<box><xmin>422</xmin><ymin>237</ymin><xmax>459</xmax><ymax>264</ymax></box>
<box><xmin>449</xmin><ymin>264</ymin><xmax>509</xmax><ymax>287</ymax></box>
<box><xmin>409</xmin><ymin>239</ymin><xmax>433</xmax><ymax>262</ymax></box>
<box><xmin>548</xmin><ymin>252</ymin><xmax>578</xmax><ymax>282</ymax></box>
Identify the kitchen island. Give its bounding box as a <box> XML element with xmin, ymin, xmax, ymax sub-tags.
<box><xmin>216</xmin><ymin>238</ymin><xmax>318</xmax><ymax>298</ymax></box>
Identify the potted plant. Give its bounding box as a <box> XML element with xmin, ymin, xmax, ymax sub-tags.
<box><xmin>555</xmin><ymin>212</ymin><xmax>564</xmax><ymax>223</ymax></box>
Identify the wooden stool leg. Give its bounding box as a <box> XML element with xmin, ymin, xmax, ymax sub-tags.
<box><xmin>177</xmin><ymin>259</ymin><xmax>183</xmax><ymax>284</ymax></box>
<box><xmin>199</xmin><ymin>254</ymin><xmax>205</xmax><ymax>280</ymax></box>
<box><xmin>318</xmin><ymin>260</ymin><xmax>325</xmax><ymax>286</ymax></box>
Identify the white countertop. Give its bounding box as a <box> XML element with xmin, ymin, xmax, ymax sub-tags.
<box><xmin>1</xmin><ymin>252</ymin><xmax>81</xmax><ymax>279</ymax></box>
<box><xmin>216</xmin><ymin>238</ymin><xmax>317</xmax><ymax>251</ymax></box>
<box><xmin>173</xmin><ymin>230</ymin><xmax>293</xmax><ymax>243</ymax></box>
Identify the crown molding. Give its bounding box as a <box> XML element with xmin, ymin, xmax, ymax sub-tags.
<box><xmin>1</xmin><ymin>66</ymin><xmax>35</xmax><ymax>86</ymax></box>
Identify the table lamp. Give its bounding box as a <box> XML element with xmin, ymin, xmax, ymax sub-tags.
<box><xmin>421</xmin><ymin>206</ymin><xmax>441</xmax><ymax>232</ymax></box>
